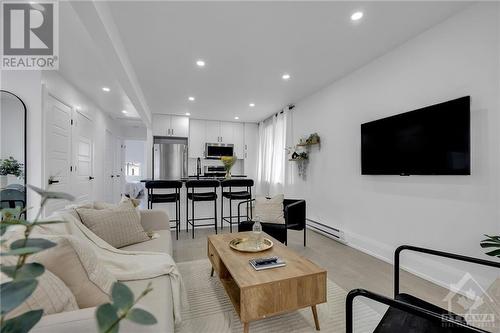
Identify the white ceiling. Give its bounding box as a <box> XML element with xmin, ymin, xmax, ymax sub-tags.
<box><xmin>57</xmin><ymin>2</ymin><xmax>141</xmax><ymax>122</ymax></box>
<box><xmin>106</xmin><ymin>1</ymin><xmax>469</xmax><ymax>122</ymax></box>
<box><xmin>58</xmin><ymin>1</ymin><xmax>471</xmax><ymax>125</ymax></box>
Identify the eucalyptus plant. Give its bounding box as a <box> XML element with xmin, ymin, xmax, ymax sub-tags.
<box><xmin>0</xmin><ymin>185</ymin><xmax>156</xmax><ymax>333</ymax></box>
<box><xmin>480</xmin><ymin>235</ymin><xmax>500</xmax><ymax>258</ymax></box>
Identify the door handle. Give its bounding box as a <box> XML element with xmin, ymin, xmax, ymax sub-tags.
<box><xmin>48</xmin><ymin>179</ymin><xmax>59</xmax><ymax>185</ymax></box>
<box><xmin>171</xmin><ymin>128</ymin><xmax>174</xmax><ymax>136</ymax></box>
<box><xmin>89</xmin><ymin>176</ymin><xmax>95</xmax><ymax>180</ymax></box>
<box><xmin>111</xmin><ymin>175</ymin><xmax>114</xmax><ymax>178</ymax></box>
<box><xmin>116</xmin><ymin>175</ymin><xmax>121</xmax><ymax>178</ymax></box>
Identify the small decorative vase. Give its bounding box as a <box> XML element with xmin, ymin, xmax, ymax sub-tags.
<box><xmin>0</xmin><ymin>175</ymin><xmax>7</xmax><ymax>188</ymax></box>
<box><xmin>225</xmin><ymin>170</ymin><xmax>232</xmax><ymax>179</ymax></box>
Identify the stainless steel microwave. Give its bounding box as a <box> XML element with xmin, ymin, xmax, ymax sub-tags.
<box><xmin>205</xmin><ymin>143</ymin><xmax>234</xmax><ymax>159</ymax></box>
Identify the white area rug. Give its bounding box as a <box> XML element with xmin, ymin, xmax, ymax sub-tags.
<box><xmin>176</xmin><ymin>259</ymin><xmax>384</xmax><ymax>333</ymax></box>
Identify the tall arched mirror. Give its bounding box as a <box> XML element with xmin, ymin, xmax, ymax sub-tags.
<box><xmin>0</xmin><ymin>90</ymin><xmax>27</xmax><ymax>213</ymax></box>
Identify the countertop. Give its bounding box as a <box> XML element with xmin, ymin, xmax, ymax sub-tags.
<box><xmin>140</xmin><ymin>175</ymin><xmax>248</xmax><ymax>182</ymax></box>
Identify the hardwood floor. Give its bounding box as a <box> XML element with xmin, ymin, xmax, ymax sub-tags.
<box><xmin>172</xmin><ymin>227</ymin><xmax>456</xmax><ymax>311</ymax></box>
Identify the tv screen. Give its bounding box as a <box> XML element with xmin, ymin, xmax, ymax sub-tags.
<box><xmin>361</xmin><ymin>96</ymin><xmax>470</xmax><ymax>175</ymax></box>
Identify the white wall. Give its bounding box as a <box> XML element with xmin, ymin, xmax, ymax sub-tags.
<box><xmin>286</xmin><ymin>3</ymin><xmax>499</xmax><ymax>290</ymax></box>
<box><xmin>1</xmin><ymin>71</ymin><xmax>43</xmax><ymax>215</ymax></box>
<box><xmin>42</xmin><ymin>71</ymin><xmax>123</xmax><ymax>203</ymax></box>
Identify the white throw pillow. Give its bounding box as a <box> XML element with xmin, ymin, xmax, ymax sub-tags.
<box><xmin>254</xmin><ymin>194</ymin><xmax>285</xmax><ymax>224</ymax></box>
<box><xmin>0</xmin><ymin>256</ymin><xmax>79</xmax><ymax>319</ymax></box>
<box><xmin>29</xmin><ymin>235</ymin><xmax>116</xmax><ymax>308</ymax></box>
<box><xmin>76</xmin><ymin>204</ymin><xmax>149</xmax><ymax>248</ymax></box>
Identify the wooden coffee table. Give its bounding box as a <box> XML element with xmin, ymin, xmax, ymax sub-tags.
<box><xmin>207</xmin><ymin>232</ymin><xmax>327</xmax><ymax>333</ymax></box>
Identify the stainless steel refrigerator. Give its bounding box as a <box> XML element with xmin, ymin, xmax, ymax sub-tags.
<box><xmin>153</xmin><ymin>137</ymin><xmax>188</xmax><ymax>179</ymax></box>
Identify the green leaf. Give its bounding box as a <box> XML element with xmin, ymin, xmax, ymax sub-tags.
<box><xmin>1</xmin><ymin>263</ymin><xmax>45</xmax><ymax>280</ymax></box>
<box><xmin>0</xmin><ymin>247</ymin><xmax>42</xmax><ymax>256</ymax></box>
<box><xmin>126</xmin><ymin>308</ymin><xmax>157</xmax><ymax>325</ymax></box>
<box><xmin>480</xmin><ymin>242</ymin><xmax>500</xmax><ymax>248</ymax></box>
<box><xmin>0</xmin><ymin>279</ymin><xmax>38</xmax><ymax>314</ymax></box>
<box><xmin>111</xmin><ymin>281</ymin><xmax>134</xmax><ymax>311</ymax></box>
<box><xmin>0</xmin><ymin>309</ymin><xmax>43</xmax><ymax>333</ymax></box>
<box><xmin>10</xmin><ymin>238</ymin><xmax>57</xmax><ymax>251</ymax></box>
<box><xmin>28</xmin><ymin>185</ymin><xmax>75</xmax><ymax>201</ymax></box>
<box><xmin>96</xmin><ymin>303</ymin><xmax>119</xmax><ymax>333</ymax></box>
<box><xmin>485</xmin><ymin>248</ymin><xmax>500</xmax><ymax>257</ymax></box>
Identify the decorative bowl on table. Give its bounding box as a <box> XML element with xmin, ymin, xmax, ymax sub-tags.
<box><xmin>229</xmin><ymin>237</ymin><xmax>273</xmax><ymax>253</ymax></box>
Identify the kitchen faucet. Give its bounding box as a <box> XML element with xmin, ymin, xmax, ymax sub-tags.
<box><xmin>196</xmin><ymin>157</ymin><xmax>201</xmax><ymax>179</ymax></box>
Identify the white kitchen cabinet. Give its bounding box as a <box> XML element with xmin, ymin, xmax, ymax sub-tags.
<box><xmin>205</xmin><ymin>120</ymin><xmax>220</xmax><ymax>143</ymax></box>
<box><xmin>152</xmin><ymin>114</ymin><xmax>189</xmax><ymax>137</ymax></box>
<box><xmin>220</xmin><ymin>121</ymin><xmax>234</xmax><ymax>144</ymax></box>
<box><xmin>171</xmin><ymin>115</ymin><xmax>189</xmax><ymax>137</ymax></box>
<box><xmin>152</xmin><ymin>114</ymin><xmax>170</xmax><ymax>136</ymax></box>
<box><xmin>233</xmin><ymin>122</ymin><xmax>245</xmax><ymax>158</ymax></box>
<box><xmin>189</xmin><ymin>119</ymin><xmax>206</xmax><ymax>158</ymax></box>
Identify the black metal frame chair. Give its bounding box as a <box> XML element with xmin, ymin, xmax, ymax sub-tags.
<box><xmin>185</xmin><ymin>180</ymin><xmax>219</xmax><ymax>239</ymax></box>
<box><xmin>220</xmin><ymin>179</ymin><xmax>254</xmax><ymax>233</ymax></box>
<box><xmin>145</xmin><ymin>180</ymin><xmax>182</xmax><ymax>240</ymax></box>
<box><xmin>346</xmin><ymin>245</ymin><xmax>500</xmax><ymax>333</ymax></box>
<box><xmin>237</xmin><ymin>198</ymin><xmax>307</xmax><ymax>246</ymax></box>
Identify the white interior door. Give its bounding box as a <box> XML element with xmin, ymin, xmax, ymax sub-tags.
<box><xmin>104</xmin><ymin>130</ymin><xmax>114</xmax><ymax>203</ymax></box>
<box><xmin>113</xmin><ymin>138</ymin><xmax>123</xmax><ymax>202</ymax></box>
<box><xmin>44</xmin><ymin>95</ymin><xmax>73</xmax><ymax>215</ymax></box>
<box><xmin>72</xmin><ymin>111</ymin><xmax>94</xmax><ymax>203</ymax></box>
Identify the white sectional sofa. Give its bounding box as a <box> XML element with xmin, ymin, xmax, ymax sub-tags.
<box><xmin>31</xmin><ymin>209</ymin><xmax>176</xmax><ymax>333</ymax></box>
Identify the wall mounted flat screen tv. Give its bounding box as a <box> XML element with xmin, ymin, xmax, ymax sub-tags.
<box><xmin>361</xmin><ymin>96</ymin><xmax>470</xmax><ymax>175</ymax></box>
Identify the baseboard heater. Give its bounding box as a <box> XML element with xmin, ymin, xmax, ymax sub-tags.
<box><xmin>306</xmin><ymin>218</ymin><xmax>347</xmax><ymax>244</ymax></box>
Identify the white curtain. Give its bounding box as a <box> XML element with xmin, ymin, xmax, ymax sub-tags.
<box><xmin>257</xmin><ymin>108</ymin><xmax>289</xmax><ymax>196</ymax></box>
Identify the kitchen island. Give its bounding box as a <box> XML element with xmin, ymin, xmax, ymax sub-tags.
<box><xmin>139</xmin><ymin>176</ymin><xmax>252</xmax><ymax>235</ymax></box>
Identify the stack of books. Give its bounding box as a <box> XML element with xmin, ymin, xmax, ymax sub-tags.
<box><xmin>249</xmin><ymin>256</ymin><xmax>286</xmax><ymax>271</ymax></box>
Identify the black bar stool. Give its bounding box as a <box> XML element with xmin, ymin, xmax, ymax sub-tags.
<box><xmin>220</xmin><ymin>179</ymin><xmax>253</xmax><ymax>232</ymax></box>
<box><xmin>145</xmin><ymin>180</ymin><xmax>182</xmax><ymax>240</ymax></box>
<box><xmin>185</xmin><ymin>180</ymin><xmax>219</xmax><ymax>239</ymax></box>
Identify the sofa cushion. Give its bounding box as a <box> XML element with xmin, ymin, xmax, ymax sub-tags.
<box><xmin>254</xmin><ymin>194</ymin><xmax>285</xmax><ymax>224</ymax></box>
<box><xmin>29</xmin><ymin>235</ymin><xmax>116</xmax><ymax>308</ymax></box>
<box><xmin>1</xmin><ymin>256</ymin><xmax>79</xmax><ymax>319</ymax></box>
<box><xmin>76</xmin><ymin>204</ymin><xmax>149</xmax><ymax>248</ymax></box>
<box><xmin>120</xmin><ymin>229</ymin><xmax>173</xmax><ymax>256</ymax></box>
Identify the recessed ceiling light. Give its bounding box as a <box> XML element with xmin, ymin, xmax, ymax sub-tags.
<box><xmin>75</xmin><ymin>105</ymin><xmax>81</xmax><ymax>110</ymax></box>
<box><xmin>188</xmin><ymin>96</ymin><xmax>195</xmax><ymax>101</ymax></box>
<box><xmin>196</xmin><ymin>60</ymin><xmax>205</xmax><ymax>67</ymax></box>
<box><xmin>234</xmin><ymin>116</ymin><xmax>239</xmax><ymax>120</ymax></box>
<box><xmin>185</xmin><ymin>112</ymin><xmax>191</xmax><ymax>116</ymax></box>
<box><xmin>121</xmin><ymin>110</ymin><xmax>127</xmax><ymax>114</ymax></box>
<box><xmin>351</xmin><ymin>11</ymin><xmax>363</xmax><ymax>21</ymax></box>
<box><xmin>102</xmin><ymin>87</ymin><xmax>110</xmax><ymax>92</ymax></box>
<box><xmin>282</xmin><ymin>73</ymin><xmax>291</xmax><ymax>80</ymax></box>
<box><xmin>249</xmin><ymin>103</ymin><xmax>255</xmax><ymax>107</ymax></box>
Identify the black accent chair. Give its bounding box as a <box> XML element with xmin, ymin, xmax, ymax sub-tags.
<box><xmin>220</xmin><ymin>179</ymin><xmax>254</xmax><ymax>233</ymax></box>
<box><xmin>145</xmin><ymin>180</ymin><xmax>182</xmax><ymax>240</ymax></box>
<box><xmin>185</xmin><ymin>180</ymin><xmax>219</xmax><ymax>239</ymax></box>
<box><xmin>346</xmin><ymin>245</ymin><xmax>500</xmax><ymax>333</ymax></box>
<box><xmin>237</xmin><ymin>198</ymin><xmax>306</xmax><ymax>246</ymax></box>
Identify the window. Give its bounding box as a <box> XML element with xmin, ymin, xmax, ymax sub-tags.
<box><xmin>126</xmin><ymin>162</ymin><xmax>141</xmax><ymax>176</ymax></box>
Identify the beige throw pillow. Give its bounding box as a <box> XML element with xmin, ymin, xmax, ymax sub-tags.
<box><xmin>254</xmin><ymin>194</ymin><xmax>285</xmax><ymax>224</ymax></box>
<box><xmin>0</xmin><ymin>256</ymin><xmax>79</xmax><ymax>319</ymax></box>
<box><xmin>29</xmin><ymin>236</ymin><xmax>116</xmax><ymax>308</ymax></box>
<box><xmin>76</xmin><ymin>205</ymin><xmax>149</xmax><ymax>248</ymax></box>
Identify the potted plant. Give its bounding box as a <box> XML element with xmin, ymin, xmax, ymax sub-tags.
<box><xmin>0</xmin><ymin>157</ymin><xmax>24</xmax><ymax>188</ymax></box>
